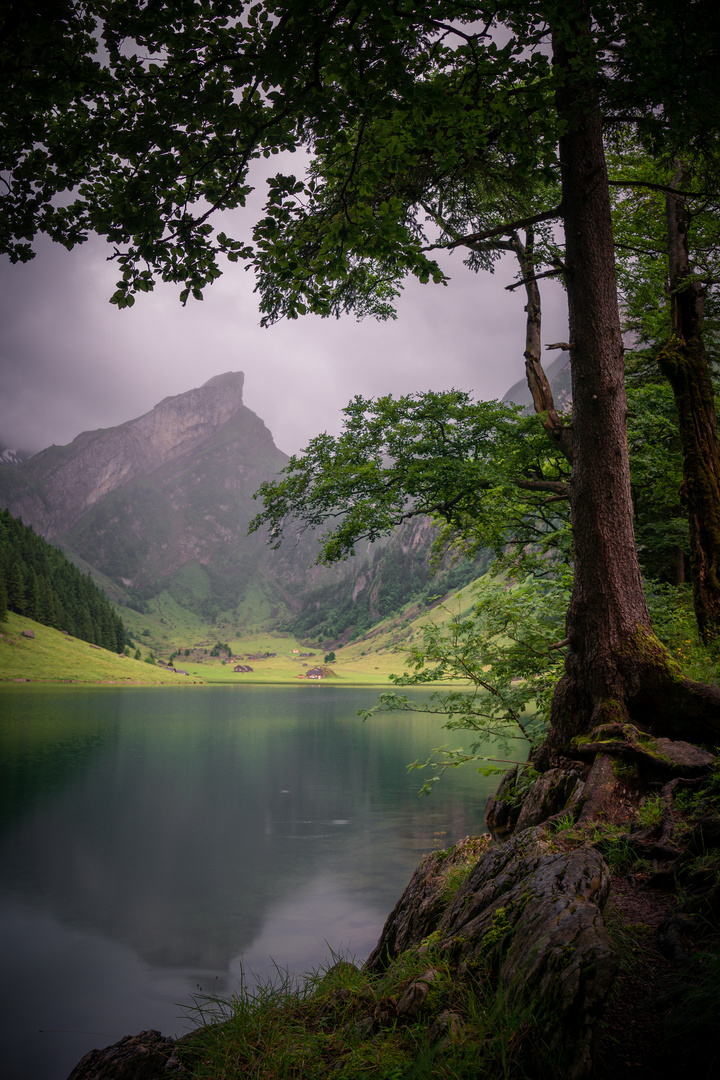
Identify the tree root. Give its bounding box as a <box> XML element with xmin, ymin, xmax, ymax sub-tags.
<box><xmin>537</xmin><ymin>626</ymin><xmax>720</xmax><ymax>770</ymax></box>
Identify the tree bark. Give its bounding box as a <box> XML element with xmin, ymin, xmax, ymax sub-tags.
<box><xmin>658</xmin><ymin>175</ymin><xmax>720</xmax><ymax>645</ymax></box>
<box><xmin>540</xmin><ymin>4</ymin><xmax>720</xmax><ymax>762</ymax></box>
<box><xmin>511</xmin><ymin>230</ymin><xmax>573</xmax><ymax>463</ymax></box>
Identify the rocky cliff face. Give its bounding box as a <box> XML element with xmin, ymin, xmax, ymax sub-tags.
<box><xmin>0</xmin><ymin>372</ymin><xmax>259</xmax><ymax>539</ymax></box>
<box><xmin>0</xmin><ymin>373</ymin><xmax>293</xmax><ymax>612</ymax></box>
<box><xmin>0</xmin><ymin>372</ymin><xmax>485</xmax><ymax>631</ymax></box>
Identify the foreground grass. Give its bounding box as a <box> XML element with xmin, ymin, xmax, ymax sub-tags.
<box><xmin>0</xmin><ymin>613</ymin><xmax>205</xmax><ymax>684</ymax></box>
<box><xmin>178</xmin><ymin>929</ymin><xmax>553</xmax><ymax>1080</ymax></box>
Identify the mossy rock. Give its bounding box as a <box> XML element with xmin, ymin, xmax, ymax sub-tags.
<box><xmin>513</xmin><ymin>767</ymin><xmax>584</xmax><ymax>833</ymax></box>
<box><xmin>364</xmin><ymin>835</ymin><xmax>491</xmax><ymax>971</ymax></box>
<box><xmin>572</xmin><ymin>723</ymin><xmax>715</xmax><ymax>778</ymax></box>
<box><xmin>367</xmin><ymin>826</ymin><xmax>617</xmax><ymax>1079</ymax></box>
<box><xmin>484</xmin><ymin>764</ymin><xmax>541</xmax><ymax>841</ymax></box>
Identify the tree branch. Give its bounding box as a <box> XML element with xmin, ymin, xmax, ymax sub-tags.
<box><xmin>505</xmin><ymin>266</ymin><xmax>565</xmax><ymax>291</ymax></box>
<box><xmin>514</xmin><ymin>479</ymin><xmax>570</xmax><ymax>497</ymax></box>
<box><xmin>424</xmin><ymin>207</ymin><xmax>562</xmax><ymax>252</ymax></box>
<box><xmin>608</xmin><ymin>179</ymin><xmax>713</xmax><ymax>198</ymax></box>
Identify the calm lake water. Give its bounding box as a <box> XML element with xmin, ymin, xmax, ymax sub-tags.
<box><xmin>0</xmin><ymin>684</ymin><xmax>504</xmax><ymax>1080</ymax></box>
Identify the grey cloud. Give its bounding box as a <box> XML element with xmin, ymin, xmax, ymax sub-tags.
<box><xmin>0</xmin><ymin>231</ymin><xmax>568</xmax><ymax>458</ymax></box>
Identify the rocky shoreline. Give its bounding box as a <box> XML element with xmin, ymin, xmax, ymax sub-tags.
<box><xmin>67</xmin><ymin>723</ymin><xmax>720</xmax><ymax>1079</ymax></box>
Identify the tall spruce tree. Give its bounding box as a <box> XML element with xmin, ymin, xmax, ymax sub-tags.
<box><xmin>0</xmin><ymin>569</ymin><xmax>7</xmax><ymax>625</ymax></box>
<box><xmin>7</xmin><ymin>559</ymin><xmax>26</xmax><ymax>614</ymax></box>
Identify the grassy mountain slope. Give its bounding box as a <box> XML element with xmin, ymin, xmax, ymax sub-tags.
<box><xmin>0</xmin><ymin>508</ymin><xmax>127</xmax><ymax>650</ymax></box>
<box><xmin>0</xmin><ymin>612</ymin><xmax>204</xmax><ymax>684</ymax></box>
<box><xmin>0</xmin><ymin>570</ymin><xmax>483</xmax><ymax>685</ymax></box>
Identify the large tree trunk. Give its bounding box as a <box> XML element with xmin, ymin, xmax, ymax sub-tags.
<box><xmin>540</xmin><ymin>5</ymin><xmax>720</xmax><ymax>763</ymax></box>
<box><xmin>658</xmin><ymin>178</ymin><xmax>720</xmax><ymax>645</ymax></box>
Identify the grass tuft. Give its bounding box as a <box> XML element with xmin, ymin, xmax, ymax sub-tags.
<box><xmin>177</xmin><ymin>946</ymin><xmax>563</xmax><ymax>1080</ymax></box>
<box><xmin>636</xmin><ymin>793</ymin><xmax>665</xmax><ymax>830</ymax></box>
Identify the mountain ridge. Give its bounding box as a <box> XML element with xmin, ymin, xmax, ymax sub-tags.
<box><xmin>0</xmin><ymin>372</ymin><xmax>299</xmax><ymax>624</ymax></box>
<box><xmin>0</xmin><ymin>372</ymin><xmax>508</xmax><ymax>640</ymax></box>
<box><xmin>0</xmin><ymin>372</ymin><xmax>257</xmax><ymax>539</ymax></box>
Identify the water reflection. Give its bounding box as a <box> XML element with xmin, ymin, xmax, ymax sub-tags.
<box><xmin>0</xmin><ymin>685</ymin><xmax>498</xmax><ymax>1080</ymax></box>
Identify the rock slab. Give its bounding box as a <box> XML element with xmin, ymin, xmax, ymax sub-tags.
<box><xmin>367</xmin><ymin>829</ymin><xmax>616</xmax><ymax>1080</ymax></box>
<box><xmin>65</xmin><ymin>1030</ymin><xmax>182</xmax><ymax>1080</ymax></box>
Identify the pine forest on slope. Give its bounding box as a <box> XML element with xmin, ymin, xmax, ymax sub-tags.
<box><xmin>0</xmin><ymin>509</ymin><xmax>127</xmax><ymax>652</ymax></box>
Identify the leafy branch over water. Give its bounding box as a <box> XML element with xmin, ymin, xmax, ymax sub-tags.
<box><xmin>360</xmin><ymin>572</ymin><xmax>571</xmax><ymax>794</ymax></box>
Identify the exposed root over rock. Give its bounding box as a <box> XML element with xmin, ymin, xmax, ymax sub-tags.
<box><xmin>367</xmin><ymin>827</ymin><xmax>617</xmax><ymax>1079</ymax></box>
<box><xmin>572</xmin><ymin>722</ymin><xmax>715</xmax><ymax>777</ymax></box>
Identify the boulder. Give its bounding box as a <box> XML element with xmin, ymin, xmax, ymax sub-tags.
<box><xmin>652</xmin><ymin>737</ymin><xmax>715</xmax><ymax>775</ymax></box>
<box><xmin>65</xmin><ymin>1030</ymin><xmax>181</xmax><ymax>1079</ymax></box>
<box><xmin>486</xmin><ymin>765</ymin><xmax>584</xmax><ymax>839</ymax></box>
<box><xmin>484</xmin><ymin>766</ymin><xmax>524</xmax><ymax>841</ymax></box>
<box><xmin>513</xmin><ymin>767</ymin><xmax>584</xmax><ymax>832</ymax></box>
<box><xmin>367</xmin><ymin>828</ymin><xmax>616</xmax><ymax>1080</ymax></box>
<box><xmin>364</xmin><ymin>835</ymin><xmax>490</xmax><ymax>970</ymax></box>
<box><xmin>395</xmin><ymin>969</ymin><xmax>439</xmax><ymax>1017</ymax></box>
<box><xmin>428</xmin><ymin>1009</ymin><xmax>465</xmax><ymax>1044</ymax></box>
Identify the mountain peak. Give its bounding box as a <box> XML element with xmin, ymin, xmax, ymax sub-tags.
<box><xmin>153</xmin><ymin>371</ymin><xmax>244</xmax><ymax>412</ymax></box>
<box><xmin>201</xmin><ymin>371</ymin><xmax>244</xmax><ymax>393</ymax></box>
<box><xmin>0</xmin><ymin>371</ymin><xmax>275</xmax><ymax>540</ymax></box>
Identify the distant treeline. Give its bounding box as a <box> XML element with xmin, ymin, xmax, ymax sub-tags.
<box><xmin>0</xmin><ymin>509</ymin><xmax>127</xmax><ymax>652</ymax></box>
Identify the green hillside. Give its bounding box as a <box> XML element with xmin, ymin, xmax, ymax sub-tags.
<box><xmin>0</xmin><ymin>574</ymin><xmax>483</xmax><ymax>686</ymax></box>
<box><xmin>0</xmin><ymin>508</ymin><xmax>127</xmax><ymax>650</ymax></box>
<box><xmin>285</xmin><ymin>533</ymin><xmax>491</xmax><ymax>646</ymax></box>
<box><xmin>114</xmin><ymin>578</ymin><xmax>482</xmax><ymax>685</ymax></box>
<box><xmin>0</xmin><ymin>612</ymin><xmax>203</xmax><ymax>684</ymax></box>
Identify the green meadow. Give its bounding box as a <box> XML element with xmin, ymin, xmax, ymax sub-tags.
<box><xmin>0</xmin><ymin>612</ymin><xmax>203</xmax><ymax>685</ymax></box>
<box><xmin>1</xmin><ymin>586</ymin><xmax>480</xmax><ymax>686</ymax></box>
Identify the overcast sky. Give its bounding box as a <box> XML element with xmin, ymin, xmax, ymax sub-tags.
<box><xmin>0</xmin><ymin>204</ymin><xmax>569</xmax><ymax>459</ymax></box>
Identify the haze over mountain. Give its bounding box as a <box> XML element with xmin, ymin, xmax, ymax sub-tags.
<box><xmin>0</xmin><ymin>447</ymin><xmax>32</xmax><ymax>467</ymax></box>
<box><xmin>0</xmin><ymin>373</ymin><xmax>299</xmax><ymax>621</ymax></box>
<box><xmin>0</xmin><ymin>371</ymin><xmax>505</xmax><ymax>640</ymax></box>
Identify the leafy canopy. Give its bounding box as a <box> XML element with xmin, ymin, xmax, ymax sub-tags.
<box><xmin>4</xmin><ymin>1</ymin><xmax>720</xmax><ymax>315</ymax></box>
<box><xmin>250</xmin><ymin>389</ymin><xmax>570</xmax><ymax>565</ymax></box>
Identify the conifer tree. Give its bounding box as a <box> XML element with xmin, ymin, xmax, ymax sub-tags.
<box><xmin>0</xmin><ymin>572</ymin><xmax>8</xmax><ymax>624</ymax></box>
<box><xmin>7</xmin><ymin>560</ymin><xmax>26</xmax><ymax>614</ymax></box>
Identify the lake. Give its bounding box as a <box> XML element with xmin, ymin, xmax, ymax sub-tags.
<box><xmin>0</xmin><ymin>684</ymin><xmax>505</xmax><ymax>1080</ymax></box>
